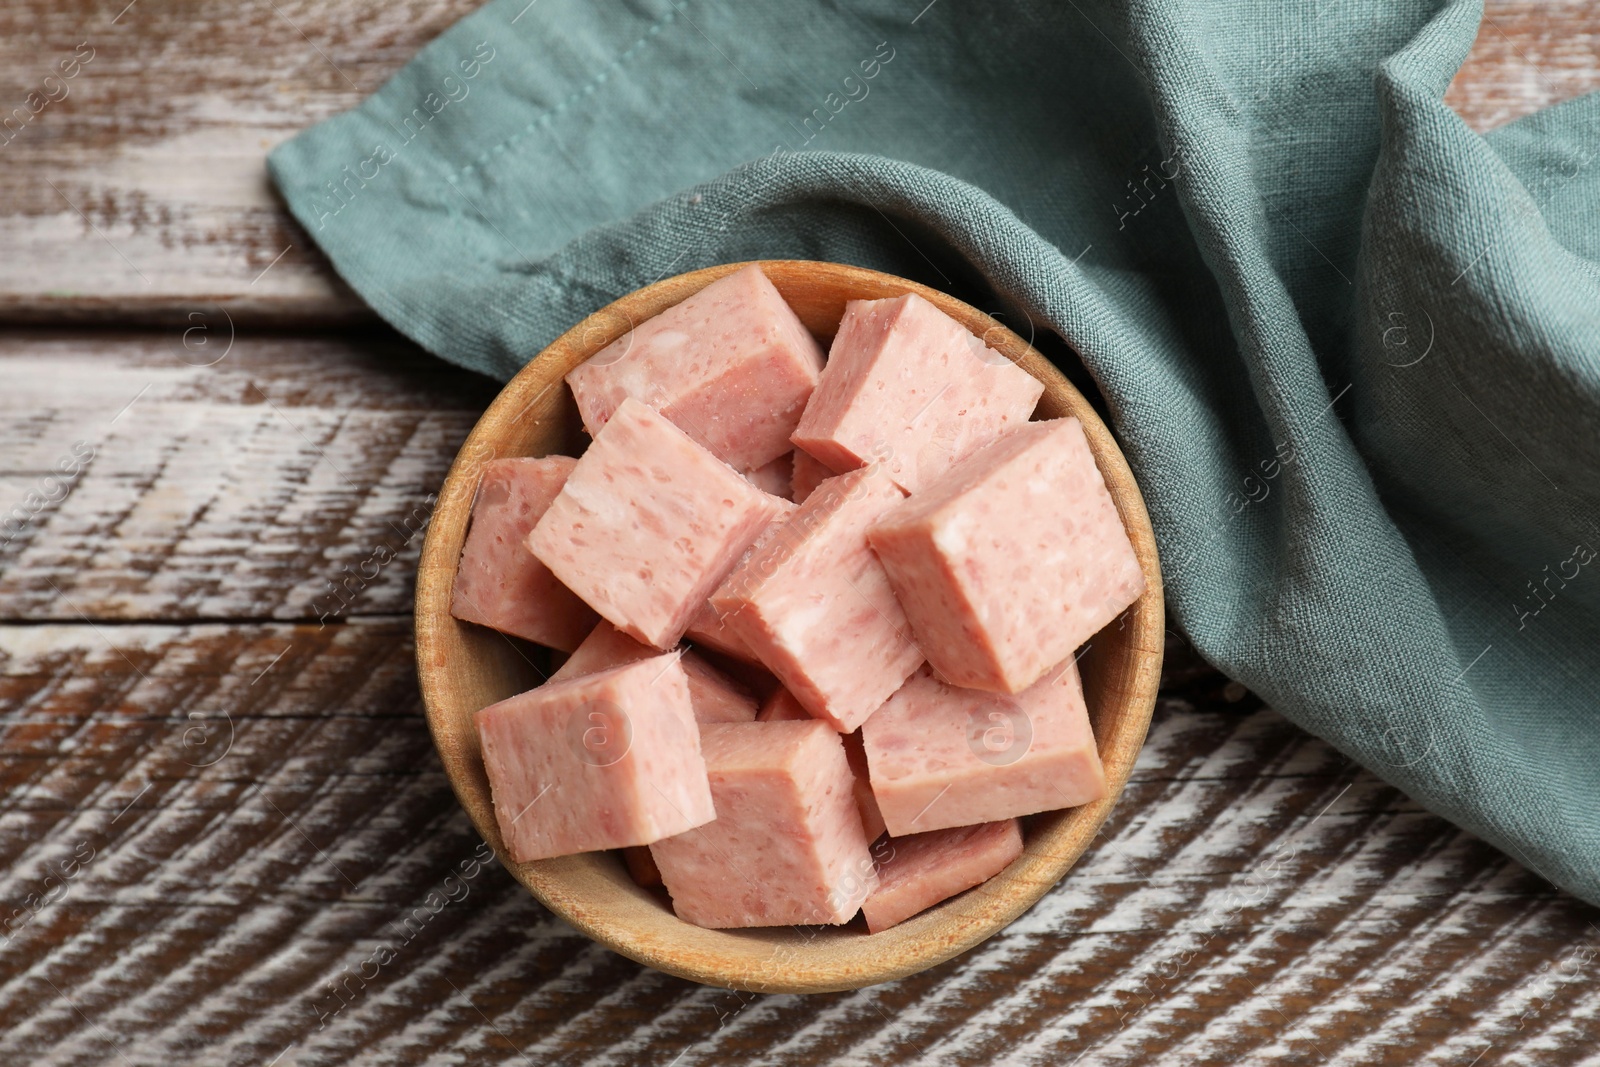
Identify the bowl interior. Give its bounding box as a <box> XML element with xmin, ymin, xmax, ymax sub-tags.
<box><xmin>416</xmin><ymin>260</ymin><xmax>1164</xmax><ymax>993</ymax></box>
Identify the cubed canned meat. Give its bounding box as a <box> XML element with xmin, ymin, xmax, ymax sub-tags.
<box><xmin>861</xmin><ymin>658</ymin><xmax>1106</xmax><ymax>836</ymax></box>
<box><xmin>649</xmin><ymin>721</ymin><xmax>877</xmax><ymax>928</ymax></box>
<box><xmin>683</xmin><ymin>499</ymin><xmax>797</xmax><ymax>662</ymax></box>
<box><xmin>868</xmin><ymin>417</ymin><xmax>1144</xmax><ymax>694</ymax></box>
<box><xmin>861</xmin><ymin>819</ymin><xmax>1022</xmax><ymax>933</ymax></box>
<box><xmin>566</xmin><ymin>265</ymin><xmax>825</xmax><ymax>471</ymax></box>
<box><xmin>552</xmin><ymin>621</ymin><xmax>757</xmax><ymax>724</ymax></box>
<box><xmin>792</xmin><ymin>293</ymin><xmax>1043</xmax><ymax>493</ymax></box>
<box><xmin>754</xmin><ymin>691</ymin><xmax>885</xmax><ymax>838</ymax></box>
<box><xmin>842</xmin><ymin>729</ymin><xmax>887</xmax><ymax>842</ymax></box>
<box><xmin>528</xmin><ymin>398</ymin><xmax>786</xmax><ymax>649</ymax></box>
<box><xmin>710</xmin><ymin>465</ymin><xmax>923</xmax><ymax>732</ymax></box>
<box><xmin>450</xmin><ymin>456</ymin><xmax>597</xmax><ymax>651</ymax></box>
<box><xmin>476</xmin><ymin>654</ymin><xmax>714</xmax><ymax>861</ymax></box>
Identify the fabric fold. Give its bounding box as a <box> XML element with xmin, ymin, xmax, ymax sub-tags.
<box><xmin>271</xmin><ymin>0</ymin><xmax>1600</xmax><ymax>905</ymax></box>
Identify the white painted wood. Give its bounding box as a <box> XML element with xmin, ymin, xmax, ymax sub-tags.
<box><xmin>1</xmin><ymin>622</ymin><xmax>1594</xmax><ymax>1064</ymax></box>
<box><xmin>0</xmin><ymin>333</ymin><xmax>495</xmax><ymax>622</ymax></box>
<box><xmin>0</xmin><ymin>1</ymin><xmax>1593</xmax><ymax>325</ymax></box>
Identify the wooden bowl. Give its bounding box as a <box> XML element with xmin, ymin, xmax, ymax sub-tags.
<box><xmin>415</xmin><ymin>260</ymin><xmax>1164</xmax><ymax>993</ymax></box>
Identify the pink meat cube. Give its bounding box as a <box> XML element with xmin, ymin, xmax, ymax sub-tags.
<box><xmin>528</xmin><ymin>398</ymin><xmax>786</xmax><ymax>649</ymax></box>
<box><xmin>862</xmin><ymin>819</ymin><xmax>1022</xmax><ymax>933</ymax></box>
<box><xmin>683</xmin><ymin>500</ymin><xmax>798</xmax><ymax>661</ymax></box>
<box><xmin>754</xmin><ymin>689</ymin><xmax>885</xmax><ymax>837</ymax></box>
<box><xmin>450</xmin><ymin>457</ymin><xmax>598</xmax><ymax>651</ymax></box>
<box><xmin>709</xmin><ymin>465</ymin><xmax>924</xmax><ymax>732</ymax></box>
<box><xmin>551</xmin><ymin>621</ymin><xmax>757</xmax><ymax>724</ymax></box>
<box><xmin>649</xmin><ymin>721</ymin><xmax>878</xmax><ymax>928</ymax></box>
<box><xmin>868</xmin><ymin>417</ymin><xmax>1145</xmax><ymax>694</ymax></box>
<box><xmin>476</xmin><ymin>654</ymin><xmax>714</xmax><ymax>862</ymax></box>
<box><xmin>790</xmin><ymin>448</ymin><xmax>833</xmax><ymax>504</ymax></box>
<box><xmin>842</xmin><ymin>730</ymin><xmax>887</xmax><ymax>841</ymax></box>
<box><xmin>791</xmin><ymin>293</ymin><xmax>1043</xmax><ymax>493</ymax></box>
<box><xmin>861</xmin><ymin>658</ymin><xmax>1106</xmax><ymax>836</ymax></box>
<box><xmin>682</xmin><ymin>603</ymin><xmax>756</xmax><ymax>664</ymax></box>
<box><xmin>744</xmin><ymin>453</ymin><xmax>793</xmax><ymax>498</ymax></box>
<box><xmin>566</xmin><ymin>264</ymin><xmax>825</xmax><ymax>471</ymax></box>
<box><xmin>756</xmin><ymin>688</ymin><xmax>810</xmax><ymax>722</ymax></box>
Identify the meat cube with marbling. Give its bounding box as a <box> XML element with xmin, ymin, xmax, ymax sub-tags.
<box><xmin>861</xmin><ymin>819</ymin><xmax>1022</xmax><ymax>933</ymax></box>
<box><xmin>476</xmin><ymin>655</ymin><xmax>713</xmax><ymax>862</ymax></box>
<box><xmin>552</xmin><ymin>621</ymin><xmax>757</xmax><ymax>724</ymax></box>
<box><xmin>792</xmin><ymin>293</ymin><xmax>1042</xmax><ymax>493</ymax></box>
<box><xmin>450</xmin><ymin>456</ymin><xmax>597</xmax><ymax>651</ymax></box>
<box><xmin>868</xmin><ymin>417</ymin><xmax>1144</xmax><ymax>694</ymax></box>
<box><xmin>566</xmin><ymin>264</ymin><xmax>825</xmax><ymax>472</ymax></box>
<box><xmin>710</xmin><ymin>465</ymin><xmax>922</xmax><ymax>732</ymax></box>
<box><xmin>683</xmin><ymin>499</ymin><xmax>797</xmax><ymax>662</ymax></box>
<box><xmin>528</xmin><ymin>398</ymin><xmax>786</xmax><ymax>649</ymax></box>
<box><xmin>650</xmin><ymin>721</ymin><xmax>877</xmax><ymax>928</ymax></box>
<box><xmin>861</xmin><ymin>658</ymin><xmax>1105</xmax><ymax>836</ymax></box>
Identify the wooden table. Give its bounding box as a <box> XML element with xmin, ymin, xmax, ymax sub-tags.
<box><xmin>3</xmin><ymin>3</ymin><xmax>1598</xmax><ymax>1063</ymax></box>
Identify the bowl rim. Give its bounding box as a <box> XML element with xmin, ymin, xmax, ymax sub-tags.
<box><xmin>415</xmin><ymin>259</ymin><xmax>1165</xmax><ymax>993</ymax></box>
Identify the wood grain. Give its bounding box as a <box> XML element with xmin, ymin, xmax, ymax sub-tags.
<box><xmin>0</xmin><ymin>331</ymin><xmax>497</xmax><ymax>622</ymax></box>
<box><xmin>0</xmin><ymin>0</ymin><xmax>481</xmax><ymax>326</ymax></box>
<box><xmin>0</xmin><ymin>1</ymin><xmax>1593</xmax><ymax>327</ymax></box>
<box><xmin>1</xmin><ymin>623</ymin><xmax>1595</xmax><ymax>1064</ymax></box>
<box><xmin>1445</xmin><ymin>1</ymin><xmax>1600</xmax><ymax>132</ymax></box>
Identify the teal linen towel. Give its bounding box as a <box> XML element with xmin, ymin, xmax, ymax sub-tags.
<box><xmin>270</xmin><ymin>0</ymin><xmax>1600</xmax><ymax>905</ymax></box>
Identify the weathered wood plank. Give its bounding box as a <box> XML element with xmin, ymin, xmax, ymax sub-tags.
<box><xmin>0</xmin><ymin>331</ymin><xmax>498</xmax><ymax>622</ymax></box>
<box><xmin>0</xmin><ymin>624</ymin><xmax>1594</xmax><ymax>1064</ymax></box>
<box><xmin>0</xmin><ymin>0</ymin><xmax>482</xmax><ymax>326</ymax></box>
<box><xmin>1444</xmin><ymin>0</ymin><xmax>1600</xmax><ymax>133</ymax></box>
<box><xmin>0</xmin><ymin>1</ymin><xmax>1592</xmax><ymax>326</ymax></box>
